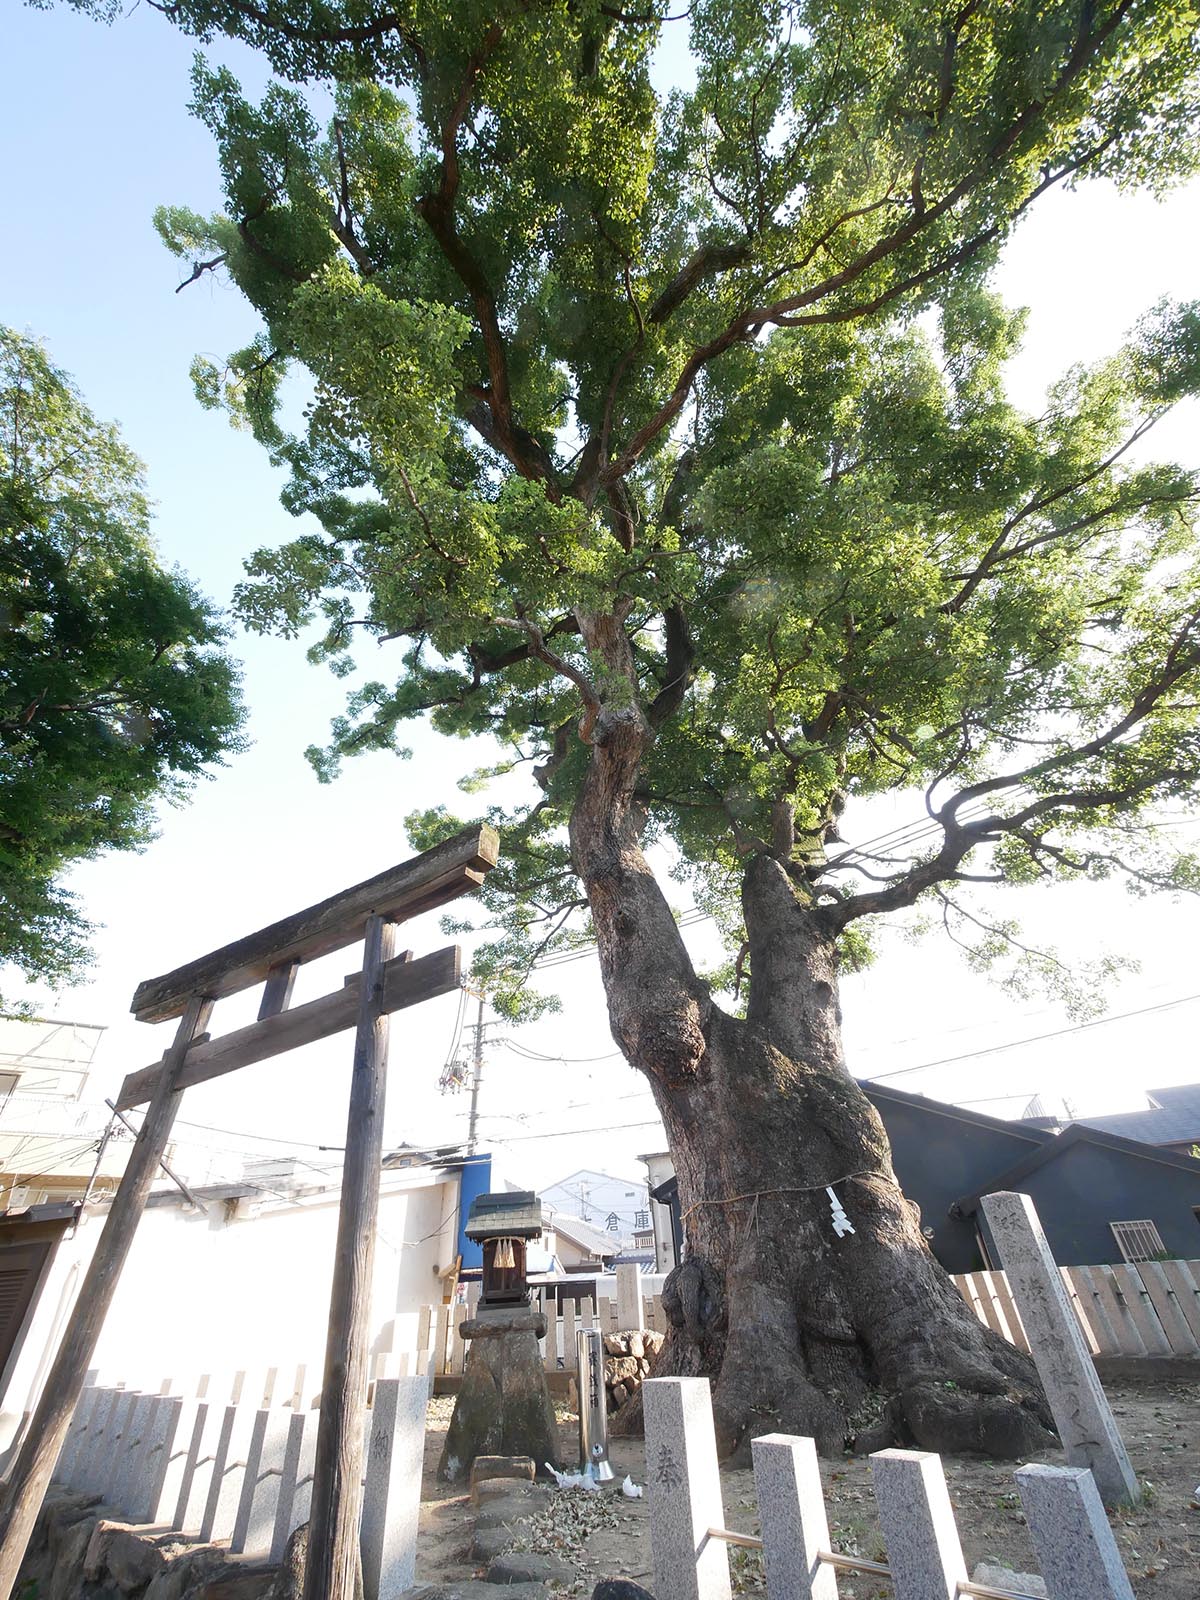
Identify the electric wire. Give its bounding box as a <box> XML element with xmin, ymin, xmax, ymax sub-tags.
<box><xmin>864</xmin><ymin>989</ymin><xmax>1200</xmax><ymax>1081</ymax></box>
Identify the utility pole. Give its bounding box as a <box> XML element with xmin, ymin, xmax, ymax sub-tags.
<box><xmin>467</xmin><ymin>989</ymin><xmax>485</xmax><ymax>1155</ymax></box>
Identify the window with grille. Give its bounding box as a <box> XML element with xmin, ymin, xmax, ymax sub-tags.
<box><xmin>1109</xmin><ymin>1219</ymin><xmax>1167</xmax><ymax>1263</ymax></box>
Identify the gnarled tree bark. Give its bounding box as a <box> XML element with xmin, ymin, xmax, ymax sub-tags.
<box><xmin>568</xmin><ymin>691</ymin><xmax>1052</xmax><ymax>1462</ymax></box>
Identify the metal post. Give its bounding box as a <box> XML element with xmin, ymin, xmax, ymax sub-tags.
<box><xmin>575</xmin><ymin>1328</ymin><xmax>613</xmax><ymax>1481</ymax></box>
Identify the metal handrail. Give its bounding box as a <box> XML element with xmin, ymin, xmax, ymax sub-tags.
<box><xmin>704</xmin><ymin>1526</ymin><xmax>1045</xmax><ymax>1600</ymax></box>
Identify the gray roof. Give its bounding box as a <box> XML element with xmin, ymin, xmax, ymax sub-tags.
<box><xmin>1074</xmin><ymin>1084</ymin><xmax>1200</xmax><ymax>1148</ymax></box>
<box><xmin>549</xmin><ymin>1213</ymin><xmax>623</xmax><ymax>1257</ymax></box>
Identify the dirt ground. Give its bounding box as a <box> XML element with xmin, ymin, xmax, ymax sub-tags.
<box><xmin>414</xmin><ymin>1379</ymin><xmax>1200</xmax><ymax>1599</ymax></box>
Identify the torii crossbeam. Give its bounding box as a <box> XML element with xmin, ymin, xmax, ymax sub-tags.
<box><xmin>0</xmin><ymin>825</ymin><xmax>499</xmax><ymax>1599</ymax></box>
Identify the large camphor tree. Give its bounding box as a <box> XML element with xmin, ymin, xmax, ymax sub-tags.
<box><xmin>77</xmin><ymin>0</ymin><xmax>1200</xmax><ymax>1455</ymax></box>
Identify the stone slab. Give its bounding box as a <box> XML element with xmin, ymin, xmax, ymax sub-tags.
<box><xmin>129</xmin><ymin>1396</ymin><xmax>185</xmax><ymax>1523</ymax></box>
<box><xmin>982</xmin><ymin>1192</ymin><xmax>1139</xmax><ymax>1506</ymax></box>
<box><xmin>1015</xmin><ymin>1463</ymin><xmax>1136</xmax><ymax>1600</ymax></box>
<box><xmin>474</xmin><ymin>1496</ymin><xmax>540</xmax><ymax>1533</ymax></box>
<box><xmin>470</xmin><ymin>1456</ymin><xmax>536</xmax><ymax>1504</ymax></box>
<box><xmin>486</xmin><ymin>1552</ymin><xmax>574</xmax><ymax>1585</ymax></box>
<box><xmin>471</xmin><ymin>1525</ymin><xmax>516</xmax><ymax>1563</ymax></box>
<box><xmin>232</xmin><ymin>1407</ymin><xmax>293</xmax><ymax>1557</ymax></box>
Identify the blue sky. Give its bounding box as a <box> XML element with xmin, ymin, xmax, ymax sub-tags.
<box><xmin>4</xmin><ymin>3</ymin><xmax>1200</xmax><ymax>1191</ymax></box>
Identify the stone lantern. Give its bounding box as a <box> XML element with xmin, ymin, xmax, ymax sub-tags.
<box><xmin>438</xmin><ymin>1191</ymin><xmax>560</xmax><ymax>1481</ymax></box>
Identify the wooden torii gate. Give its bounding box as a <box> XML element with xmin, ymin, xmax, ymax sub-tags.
<box><xmin>0</xmin><ymin>824</ymin><xmax>499</xmax><ymax>1599</ymax></box>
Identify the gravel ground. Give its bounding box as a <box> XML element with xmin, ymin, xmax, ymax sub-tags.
<box><xmin>414</xmin><ymin>1380</ymin><xmax>1200</xmax><ymax>1599</ymax></box>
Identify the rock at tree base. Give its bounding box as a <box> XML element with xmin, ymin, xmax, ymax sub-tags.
<box><xmin>439</xmin><ymin>1310</ymin><xmax>559</xmax><ymax>1482</ymax></box>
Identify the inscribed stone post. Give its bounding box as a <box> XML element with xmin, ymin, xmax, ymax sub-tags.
<box><xmin>750</xmin><ymin>1435</ymin><xmax>837</xmax><ymax>1600</ymax></box>
<box><xmin>1015</xmin><ymin>1464</ymin><xmax>1135</xmax><ymax>1600</ymax></box>
<box><xmin>616</xmin><ymin>1264</ymin><xmax>644</xmax><ymax>1332</ymax></box>
<box><xmin>642</xmin><ymin>1378</ymin><xmax>732</xmax><ymax>1600</ymax></box>
<box><xmin>77</xmin><ymin>1388</ymin><xmax>116</xmax><ymax>1494</ymax></box>
<box><xmin>980</xmin><ymin>1191</ymin><xmax>1139</xmax><ymax>1506</ymax></box>
<box><xmin>870</xmin><ymin>1449</ymin><xmax>968</xmax><ymax>1600</ymax></box>
<box><xmin>360</xmin><ymin>1376</ymin><xmax>427</xmax><ymax>1600</ymax></box>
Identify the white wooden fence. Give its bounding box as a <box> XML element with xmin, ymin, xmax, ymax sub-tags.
<box><xmin>643</xmin><ymin>1376</ymin><xmax>1137</xmax><ymax>1600</ymax></box>
<box><xmin>422</xmin><ymin>1277</ymin><xmax>669</xmax><ymax>1377</ymax></box>
<box><xmin>50</xmin><ymin>1368</ymin><xmax>427</xmax><ymax>1598</ymax></box>
<box><xmin>952</xmin><ymin>1258</ymin><xmax>1200</xmax><ymax>1359</ymax></box>
<box><xmin>418</xmin><ymin>1258</ymin><xmax>1200</xmax><ymax>1376</ymax></box>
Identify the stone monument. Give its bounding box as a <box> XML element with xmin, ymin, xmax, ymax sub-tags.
<box><xmin>438</xmin><ymin>1191</ymin><xmax>560</xmax><ymax>1481</ymax></box>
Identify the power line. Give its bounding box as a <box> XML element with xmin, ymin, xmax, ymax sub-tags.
<box><xmin>864</xmin><ymin>989</ymin><xmax>1200</xmax><ymax>1082</ymax></box>
<box><xmin>484</xmin><ymin>1117</ymin><xmax>663</xmax><ymax>1144</ymax></box>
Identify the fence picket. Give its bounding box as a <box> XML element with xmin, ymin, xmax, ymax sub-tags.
<box><xmin>1063</xmin><ymin>1267</ymin><xmax>1115</xmax><ymax>1355</ymax></box>
<box><xmin>1160</xmin><ymin>1260</ymin><xmax>1200</xmax><ymax>1343</ymax></box>
<box><xmin>872</xmin><ymin>1449</ymin><xmax>968</xmax><ymax>1600</ymax></box>
<box><xmin>271</xmin><ymin>1410</ymin><xmax>317</xmax><ymax>1564</ymax></box>
<box><xmin>750</xmin><ymin>1434</ymin><xmax>837</xmax><ymax>1600</ymax></box>
<box><xmin>1016</xmin><ymin>1464</ymin><xmax>1135</xmax><ymax>1600</ymax></box>
<box><xmin>1135</xmin><ymin>1263</ymin><xmax>1200</xmax><ymax>1355</ymax></box>
<box><xmin>644</xmin><ymin>1375</ymin><xmax>1139</xmax><ymax>1600</ymax></box>
<box><xmin>1106</xmin><ymin>1265</ymin><xmax>1171</xmax><ymax>1355</ymax></box>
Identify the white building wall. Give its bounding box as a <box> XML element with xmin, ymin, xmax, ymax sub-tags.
<box><xmin>0</xmin><ymin>1168</ymin><xmax>459</xmax><ymax>1445</ymax></box>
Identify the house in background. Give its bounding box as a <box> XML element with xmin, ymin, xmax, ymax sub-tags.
<box><xmin>543</xmin><ymin>1212</ymin><xmax>623</xmax><ymax>1274</ymax></box>
<box><xmin>639</xmin><ymin>1084</ymin><xmax>1200</xmax><ymax>1276</ymax></box>
<box><xmin>539</xmin><ymin>1168</ymin><xmax>650</xmax><ymax>1240</ymax></box>
<box><xmin>0</xmin><ymin>1017</ymin><xmax>127</xmax><ymax>1211</ymax></box>
<box><xmin>1065</xmin><ymin>1084</ymin><xmax>1200</xmax><ymax>1157</ymax></box>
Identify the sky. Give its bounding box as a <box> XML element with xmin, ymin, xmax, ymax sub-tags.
<box><xmin>2</xmin><ymin>3</ymin><xmax>1200</xmax><ymax>1199</ymax></box>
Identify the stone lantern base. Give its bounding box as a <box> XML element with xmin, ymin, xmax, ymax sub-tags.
<box><xmin>438</xmin><ymin>1308</ymin><xmax>560</xmax><ymax>1482</ymax></box>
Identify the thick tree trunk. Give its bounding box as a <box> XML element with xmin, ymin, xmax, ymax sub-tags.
<box><xmin>567</xmin><ymin>690</ymin><xmax>1052</xmax><ymax>1461</ymax></box>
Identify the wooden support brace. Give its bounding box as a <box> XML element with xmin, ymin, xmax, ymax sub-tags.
<box><xmin>117</xmin><ymin>946</ymin><xmax>459</xmax><ymax>1110</ymax></box>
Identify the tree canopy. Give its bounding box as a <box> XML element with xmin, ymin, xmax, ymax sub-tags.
<box><xmin>67</xmin><ymin>0</ymin><xmax>1200</xmax><ymax>1009</ymax></box>
<box><xmin>0</xmin><ymin>328</ymin><xmax>246</xmax><ymax>1005</ymax></box>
